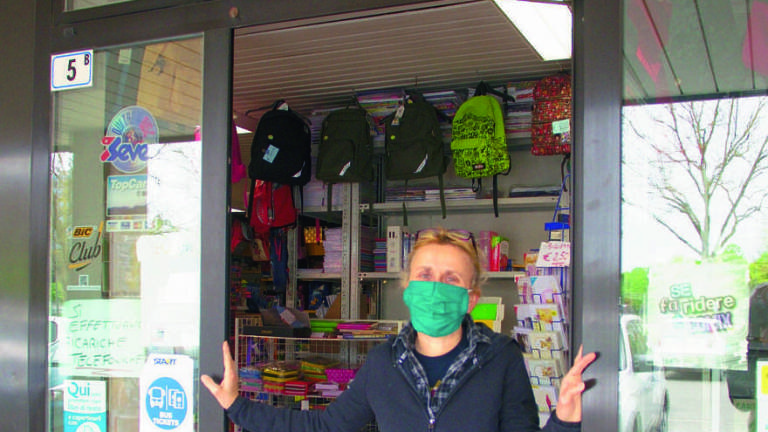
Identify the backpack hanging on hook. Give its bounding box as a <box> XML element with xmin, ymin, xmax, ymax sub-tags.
<box><xmin>531</xmin><ymin>74</ymin><xmax>572</xmax><ymax>156</ymax></box>
<box><xmin>383</xmin><ymin>90</ymin><xmax>449</xmax><ymax>224</ymax></box>
<box><xmin>450</xmin><ymin>82</ymin><xmax>513</xmax><ymax>217</ymax></box>
<box><xmin>248</xmin><ymin>99</ymin><xmax>312</xmax><ymax>185</ymax></box>
<box><xmin>315</xmin><ymin>99</ymin><xmax>375</xmax><ymax>210</ymax></box>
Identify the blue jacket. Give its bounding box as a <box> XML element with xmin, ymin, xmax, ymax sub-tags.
<box><xmin>227</xmin><ymin>316</ymin><xmax>580</xmax><ymax>432</ymax></box>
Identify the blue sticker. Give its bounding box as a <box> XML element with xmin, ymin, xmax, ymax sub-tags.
<box><xmin>145</xmin><ymin>377</ymin><xmax>187</xmax><ymax>430</ymax></box>
<box><xmin>263</xmin><ymin>144</ymin><xmax>279</xmax><ymax>163</ymax></box>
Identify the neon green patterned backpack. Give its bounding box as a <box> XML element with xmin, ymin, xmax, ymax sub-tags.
<box><xmin>451</xmin><ymin>86</ymin><xmax>511</xmax><ymax>216</ymax></box>
<box><xmin>451</xmin><ymin>94</ymin><xmax>509</xmax><ymax>178</ymax></box>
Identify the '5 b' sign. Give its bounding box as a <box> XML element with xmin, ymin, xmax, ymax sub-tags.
<box><xmin>51</xmin><ymin>50</ymin><xmax>93</xmax><ymax>91</ymax></box>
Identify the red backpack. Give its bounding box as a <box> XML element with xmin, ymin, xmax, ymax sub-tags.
<box><xmin>247</xmin><ymin>180</ymin><xmax>297</xmax><ymax>234</ymax></box>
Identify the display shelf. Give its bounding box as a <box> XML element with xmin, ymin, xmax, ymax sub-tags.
<box><xmin>360</xmin><ymin>196</ymin><xmax>557</xmax><ymax>215</ymax></box>
<box><xmin>234</xmin><ymin>316</ymin><xmax>384</xmax><ymax>432</ymax></box>
<box><xmin>300</xmin><ymin>205</ymin><xmax>344</xmax><ymax>224</ymax></box>
<box><xmin>234</xmin><ymin>317</ymin><xmax>392</xmax><ymax>374</ymax></box>
<box><xmin>297</xmin><ymin>269</ymin><xmax>343</xmax><ymax>280</ymax></box>
<box><xmin>372</xmin><ymin>137</ymin><xmax>533</xmax><ymax>154</ymax></box>
<box><xmin>357</xmin><ymin>270</ymin><xmax>526</xmax><ymax>280</ymax></box>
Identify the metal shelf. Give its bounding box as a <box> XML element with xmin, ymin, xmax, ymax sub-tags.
<box><xmin>360</xmin><ymin>196</ymin><xmax>557</xmax><ymax>215</ymax></box>
<box><xmin>296</xmin><ymin>269</ymin><xmax>342</xmax><ymax>280</ymax></box>
<box><xmin>372</xmin><ymin>137</ymin><xmax>533</xmax><ymax>155</ymax></box>
<box><xmin>358</xmin><ymin>271</ymin><xmax>526</xmax><ymax>280</ymax></box>
<box><xmin>300</xmin><ymin>205</ymin><xmax>344</xmax><ymax>224</ymax></box>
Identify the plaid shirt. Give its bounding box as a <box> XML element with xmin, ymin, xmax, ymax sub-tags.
<box><xmin>392</xmin><ymin>315</ymin><xmax>492</xmax><ymax>418</ymax></box>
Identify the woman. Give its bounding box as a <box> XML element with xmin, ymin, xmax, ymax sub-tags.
<box><xmin>202</xmin><ymin>227</ymin><xmax>596</xmax><ymax>431</ymax></box>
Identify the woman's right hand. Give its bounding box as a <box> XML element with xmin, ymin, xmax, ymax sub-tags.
<box><xmin>201</xmin><ymin>341</ymin><xmax>240</xmax><ymax>410</ymax></box>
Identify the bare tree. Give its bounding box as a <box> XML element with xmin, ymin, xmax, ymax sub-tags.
<box><xmin>625</xmin><ymin>98</ymin><xmax>768</xmax><ymax>259</ymax></box>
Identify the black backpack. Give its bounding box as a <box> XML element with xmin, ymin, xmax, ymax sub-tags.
<box><xmin>316</xmin><ymin>106</ymin><xmax>374</xmax><ymax>184</ymax></box>
<box><xmin>249</xmin><ymin>100</ymin><xmax>312</xmax><ymax>186</ymax></box>
<box><xmin>383</xmin><ymin>91</ymin><xmax>448</xmax><ymax>221</ymax></box>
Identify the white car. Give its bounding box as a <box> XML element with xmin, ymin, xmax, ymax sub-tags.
<box><xmin>620</xmin><ymin>314</ymin><xmax>669</xmax><ymax>432</ymax></box>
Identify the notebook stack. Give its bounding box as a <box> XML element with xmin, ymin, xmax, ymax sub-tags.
<box><xmin>239</xmin><ymin>367</ymin><xmax>263</xmax><ymax>393</ymax></box>
<box><xmin>261</xmin><ymin>361</ymin><xmax>301</xmax><ymax>394</ymax></box>
<box><xmin>505</xmin><ymin>80</ymin><xmax>536</xmax><ymax>139</ymax></box>
<box><xmin>374</xmin><ymin>238</ymin><xmax>387</xmax><ymax>272</ymax></box>
<box><xmin>360</xmin><ymin>226</ymin><xmax>376</xmax><ymax>272</ymax></box>
<box><xmin>323</xmin><ymin>227</ymin><xmax>343</xmax><ymax>273</ymax></box>
<box><xmin>300</xmin><ymin>356</ymin><xmax>341</xmax><ymax>383</ymax></box>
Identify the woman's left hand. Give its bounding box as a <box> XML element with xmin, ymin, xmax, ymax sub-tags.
<box><xmin>554</xmin><ymin>345</ymin><xmax>597</xmax><ymax>423</ymax></box>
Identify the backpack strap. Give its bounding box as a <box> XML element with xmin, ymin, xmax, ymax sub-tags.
<box><xmin>267</xmin><ymin>181</ymin><xmax>275</xmax><ymax>224</ymax></box>
<box><xmin>295</xmin><ymin>184</ymin><xmax>304</xmax><ymax>216</ymax></box>
<box><xmin>492</xmin><ymin>174</ymin><xmax>499</xmax><ymax>218</ymax></box>
<box><xmin>475</xmin><ymin>81</ymin><xmax>516</xmax><ymax>102</ymax></box>
<box><xmin>438</xmin><ymin>173</ymin><xmax>446</xmax><ymax>220</ymax></box>
<box><xmin>471</xmin><ymin>178</ymin><xmax>481</xmax><ymax>193</ymax></box>
<box><xmin>475</xmin><ymin>81</ymin><xmax>514</xmax><ymax>115</ymax></box>
<box><xmin>326</xmin><ymin>182</ymin><xmax>334</xmax><ymax>212</ymax></box>
<box><xmin>402</xmin><ymin>180</ymin><xmax>409</xmax><ymax>227</ymax></box>
<box><xmin>247</xmin><ymin>177</ymin><xmax>256</xmax><ymax>224</ymax></box>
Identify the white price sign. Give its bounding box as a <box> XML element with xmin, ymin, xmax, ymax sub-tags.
<box><xmin>536</xmin><ymin>241</ymin><xmax>571</xmax><ymax>267</ymax></box>
<box><xmin>51</xmin><ymin>50</ymin><xmax>93</xmax><ymax>91</ymax></box>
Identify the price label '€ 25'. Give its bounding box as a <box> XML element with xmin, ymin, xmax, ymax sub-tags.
<box><xmin>51</xmin><ymin>50</ymin><xmax>94</xmax><ymax>91</ymax></box>
<box><xmin>536</xmin><ymin>241</ymin><xmax>571</xmax><ymax>268</ymax></box>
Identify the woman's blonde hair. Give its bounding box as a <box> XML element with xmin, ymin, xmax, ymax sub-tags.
<box><xmin>400</xmin><ymin>227</ymin><xmax>486</xmax><ymax>293</ymax></box>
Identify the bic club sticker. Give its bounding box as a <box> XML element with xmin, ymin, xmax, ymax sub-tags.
<box><xmin>68</xmin><ymin>222</ymin><xmax>103</xmax><ymax>272</ymax></box>
<box><xmin>101</xmin><ymin>106</ymin><xmax>159</xmax><ymax>173</ymax></box>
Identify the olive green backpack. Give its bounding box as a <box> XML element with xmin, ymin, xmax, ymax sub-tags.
<box><xmin>383</xmin><ymin>91</ymin><xmax>448</xmax><ymax>222</ymax></box>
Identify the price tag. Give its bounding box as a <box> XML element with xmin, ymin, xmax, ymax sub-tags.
<box><xmin>535</xmin><ymin>241</ymin><xmax>571</xmax><ymax>267</ymax></box>
<box><xmin>551</xmin><ymin>119</ymin><xmax>570</xmax><ymax>135</ymax></box>
<box><xmin>51</xmin><ymin>50</ymin><xmax>94</xmax><ymax>91</ymax></box>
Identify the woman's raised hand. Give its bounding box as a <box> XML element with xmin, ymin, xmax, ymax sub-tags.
<box><xmin>553</xmin><ymin>345</ymin><xmax>597</xmax><ymax>423</ymax></box>
<box><xmin>201</xmin><ymin>341</ymin><xmax>240</xmax><ymax>410</ymax></box>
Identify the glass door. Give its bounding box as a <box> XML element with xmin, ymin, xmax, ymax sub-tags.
<box><xmin>620</xmin><ymin>1</ymin><xmax>768</xmax><ymax>431</ymax></box>
<box><xmin>47</xmin><ymin>36</ymin><xmax>203</xmax><ymax>432</ymax></box>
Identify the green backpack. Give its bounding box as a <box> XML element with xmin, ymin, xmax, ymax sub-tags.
<box><xmin>384</xmin><ymin>92</ymin><xmax>448</xmax><ymax>221</ymax></box>
<box><xmin>316</xmin><ymin>106</ymin><xmax>374</xmax><ymax>183</ymax></box>
<box><xmin>384</xmin><ymin>92</ymin><xmax>447</xmax><ymax>181</ymax></box>
<box><xmin>450</xmin><ymin>94</ymin><xmax>509</xmax><ymax>178</ymax></box>
<box><xmin>451</xmin><ymin>88</ymin><xmax>511</xmax><ymax>216</ymax></box>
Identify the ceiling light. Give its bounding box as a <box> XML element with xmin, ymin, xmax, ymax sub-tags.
<box><xmin>493</xmin><ymin>0</ymin><xmax>572</xmax><ymax>61</ymax></box>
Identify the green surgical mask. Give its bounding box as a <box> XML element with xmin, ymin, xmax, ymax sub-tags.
<box><xmin>403</xmin><ymin>280</ymin><xmax>469</xmax><ymax>337</ymax></box>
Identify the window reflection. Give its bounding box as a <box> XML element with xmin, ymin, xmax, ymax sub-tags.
<box><xmin>47</xmin><ymin>38</ymin><xmax>202</xmax><ymax>432</ymax></box>
<box><xmin>621</xmin><ymin>96</ymin><xmax>768</xmax><ymax>431</ymax></box>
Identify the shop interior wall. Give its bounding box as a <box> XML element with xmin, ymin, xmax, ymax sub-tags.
<box><xmin>377</xmin><ymin>152</ymin><xmax>565</xmax><ymax>335</ymax></box>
